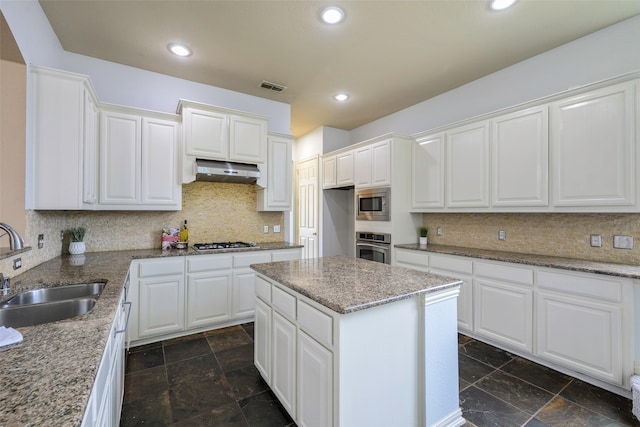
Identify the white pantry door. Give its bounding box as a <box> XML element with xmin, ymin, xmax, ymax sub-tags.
<box><xmin>297</xmin><ymin>156</ymin><xmax>319</xmax><ymax>259</ymax></box>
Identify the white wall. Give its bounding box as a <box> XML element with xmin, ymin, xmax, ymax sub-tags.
<box><xmin>350</xmin><ymin>14</ymin><xmax>640</xmax><ymax>143</ymax></box>
<box><xmin>0</xmin><ymin>0</ymin><xmax>290</xmax><ymax>133</ymax></box>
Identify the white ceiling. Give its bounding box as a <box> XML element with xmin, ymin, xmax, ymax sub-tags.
<box><xmin>39</xmin><ymin>0</ymin><xmax>640</xmax><ymax>137</ymax></box>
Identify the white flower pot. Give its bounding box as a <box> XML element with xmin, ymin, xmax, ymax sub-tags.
<box><xmin>419</xmin><ymin>236</ymin><xmax>427</xmax><ymax>247</ymax></box>
<box><xmin>69</xmin><ymin>241</ymin><xmax>86</xmax><ymax>255</ymax></box>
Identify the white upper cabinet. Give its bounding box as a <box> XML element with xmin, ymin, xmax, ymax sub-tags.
<box><xmin>411</xmin><ymin>133</ymin><xmax>445</xmax><ymax>209</ymax></box>
<box><xmin>491</xmin><ymin>106</ymin><xmax>548</xmax><ymax>207</ymax></box>
<box><xmin>336</xmin><ymin>150</ymin><xmax>354</xmax><ymax>187</ymax></box>
<box><xmin>179</xmin><ymin>100</ymin><xmax>268</xmax><ymax>166</ymax></box>
<box><xmin>322</xmin><ymin>155</ymin><xmax>338</xmax><ymax>189</ymax></box>
<box><xmin>31</xmin><ymin>66</ymin><xmax>99</xmax><ymax>210</ymax></box>
<box><xmin>447</xmin><ymin>121</ymin><xmax>490</xmax><ymax>208</ymax></box>
<box><xmin>257</xmin><ymin>133</ymin><xmax>293</xmax><ymax>211</ymax></box>
<box><xmin>100</xmin><ymin>106</ymin><xmax>181</xmax><ymax>210</ymax></box>
<box><xmin>550</xmin><ymin>82</ymin><xmax>636</xmax><ymax>208</ymax></box>
<box><xmin>354</xmin><ymin>139</ymin><xmax>391</xmax><ymax>188</ymax></box>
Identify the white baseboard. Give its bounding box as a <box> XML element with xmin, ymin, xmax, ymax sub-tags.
<box><xmin>432</xmin><ymin>408</ymin><xmax>465</xmax><ymax>427</ymax></box>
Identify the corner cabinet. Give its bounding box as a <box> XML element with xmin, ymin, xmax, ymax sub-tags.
<box><xmin>257</xmin><ymin>133</ymin><xmax>293</xmax><ymax>211</ymax></box>
<box><xmin>99</xmin><ymin>106</ymin><xmax>181</xmax><ymax>210</ymax></box>
<box><xmin>31</xmin><ymin>66</ymin><xmax>99</xmax><ymax>210</ymax></box>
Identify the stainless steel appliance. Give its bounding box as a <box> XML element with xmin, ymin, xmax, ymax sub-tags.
<box><xmin>193</xmin><ymin>242</ymin><xmax>258</xmax><ymax>252</ymax></box>
<box><xmin>195</xmin><ymin>159</ymin><xmax>261</xmax><ymax>184</ymax></box>
<box><xmin>355</xmin><ymin>231</ymin><xmax>391</xmax><ymax>264</ymax></box>
<box><xmin>356</xmin><ymin>187</ymin><xmax>390</xmax><ymax>221</ymax></box>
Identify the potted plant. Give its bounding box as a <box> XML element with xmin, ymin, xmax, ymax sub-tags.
<box><xmin>419</xmin><ymin>226</ymin><xmax>428</xmax><ymax>247</ymax></box>
<box><xmin>69</xmin><ymin>227</ymin><xmax>86</xmax><ymax>255</ymax></box>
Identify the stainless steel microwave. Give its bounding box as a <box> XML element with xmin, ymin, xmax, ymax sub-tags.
<box><xmin>356</xmin><ymin>187</ymin><xmax>390</xmax><ymax>221</ymax></box>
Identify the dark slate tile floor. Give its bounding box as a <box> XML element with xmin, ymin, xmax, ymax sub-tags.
<box><xmin>121</xmin><ymin>325</ymin><xmax>639</xmax><ymax>427</ymax></box>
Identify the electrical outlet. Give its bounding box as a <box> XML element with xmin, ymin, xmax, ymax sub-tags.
<box><xmin>437</xmin><ymin>227</ymin><xmax>443</xmax><ymax>236</ymax></box>
<box><xmin>590</xmin><ymin>234</ymin><xmax>602</xmax><ymax>247</ymax></box>
<box><xmin>263</xmin><ymin>225</ymin><xmax>269</xmax><ymax>234</ymax></box>
<box><xmin>273</xmin><ymin>225</ymin><xmax>281</xmax><ymax>233</ymax></box>
<box><xmin>13</xmin><ymin>258</ymin><xmax>22</xmax><ymax>270</ymax></box>
<box><xmin>38</xmin><ymin>234</ymin><xmax>44</xmax><ymax>249</ymax></box>
<box><xmin>613</xmin><ymin>235</ymin><xmax>633</xmax><ymax>249</ymax></box>
<box><xmin>498</xmin><ymin>230</ymin><xmax>506</xmax><ymax>241</ymax></box>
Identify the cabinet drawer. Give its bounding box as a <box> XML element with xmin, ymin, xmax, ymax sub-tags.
<box><xmin>395</xmin><ymin>249</ymin><xmax>428</xmax><ymax>269</ymax></box>
<box><xmin>475</xmin><ymin>261</ymin><xmax>533</xmax><ymax>285</ymax></box>
<box><xmin>429</xmin><ymin>254</ymin><xmax>472</xmax><ymax>274</ymax></box>
<box><xmin>255</xmin><ymin>275</ymin><xmax>272</xmax><ymax>303</ymax></box>
<box><xmin>234</xmin><ymin>252</ymin><xmax>272</xmax><ymax>268</ymax></box>
<box><xmin>272</xmin><ymin>286</ymin><xmax>296</xmax><ymax>320</ymax></box>
<box><xmin>298</xmin><ymin>300</ymin><xmax>333</xmax><ymax>348</ymax></box>
<box><xmin>187</xmin><ymin>255</ymin><xmax>232</xmax><ymax>273</ymax></box>
<box><xmin>271</xmin><ymin>249</ymin><xmax>301</xmax><ymax>262</ymax></box>
<box><xmin>137</xmin><ymin>258</ymin><xmax>184</xmax><ymax>277</ymax></box>
<box><xmin>537</xmin><ymin>270</ymin><xmax>623</xmax><ymax>302</ymax></box>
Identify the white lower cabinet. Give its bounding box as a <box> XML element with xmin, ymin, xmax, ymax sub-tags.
<box><xmin>128</xmin><ymin>248</ymin><xmax>301</xmax><ymax>345</ymax></box>
<box><xmin>272</xmin><ymin>311</ymin><xmax>297</xmax><ymax>417</ymax></box>
<box><xmin>83</xmin><ymin>288</ymin><xmax>130</xmax><ymax>427</ymax></box>
<box><xmin>394</xmin><ymin>247</ymin><xmax>634</xmax><ymax>392</ymax></box>
<box><xmin>298</xmin><ymin>330</ymin><xmax>333</xmax><ymax>427</ymax></box>
<box><xmin>254</xmin><ymin>296</ymin><xmax>272</xmax><ymax>383</ymax></box>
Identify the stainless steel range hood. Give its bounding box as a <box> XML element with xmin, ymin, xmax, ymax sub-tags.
<box><xmin>195</xmin><ymin>159</ymin><xmax>261</xmax><ymax>184</ymax></box>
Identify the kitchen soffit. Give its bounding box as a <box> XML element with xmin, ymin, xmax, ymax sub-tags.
<box><xmin>38</xmin><ymin>1</ymin><xmax>640</xmax><ymax>137</ymax></box>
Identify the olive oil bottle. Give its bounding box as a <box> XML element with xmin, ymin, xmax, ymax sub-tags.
<box><xmin>179</xmin><ymin>220</ymin><xmax>189</xmax><ymax>242</ymax></box>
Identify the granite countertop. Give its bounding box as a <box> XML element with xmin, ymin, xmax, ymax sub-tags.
<box><xmin>0</xmin><ymin>242</ymin><xmax>301</xmax><ymax>426</ymax></box>
<box><xmin>395</xmin><ymin>243</ymin><xmax>640</xmax><ymax>280</ymax></box>
<box><xmin>250</xmin><ymin>255</ymin><xmax>462</xmax><ymax>314</ymax></box>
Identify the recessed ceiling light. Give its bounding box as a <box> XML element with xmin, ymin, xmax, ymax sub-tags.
<box><xmin>320</xmin><ymin>6</ymin><xmax>345</xmax><ymax>24</ymax></box>
<box><xmin>168</xmin><ymin>43</ymin><xmax>192</xmax><ymax>57</ymax></box>
<box><xmin>489</xmin><ymin>0</ymin><xmax>518</xmax><ymax>10</ymax></box>
<box><xmin>333</xmin><ymin>93</ymin><xmax>349</xmax><ymax>102</ymax></box>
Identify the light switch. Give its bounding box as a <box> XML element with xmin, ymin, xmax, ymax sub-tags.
<box><xmin>590</xmin><ymin>234</ymin><xmax>601</xmax><ymax>247</ymax></box>
<box><xmin>274</xmin><ymin>225</ymin><xmax>281</xmax><ymax>233</ymax></box>
<box><xmin>263</xmin><ymin>225</ymin><xmax>269</xmax><ymax>234</ymax></box>
<box><xmin>613</xmin><ymin>235</ymin><xmax>633</xmax><ymax>249</ymax></box>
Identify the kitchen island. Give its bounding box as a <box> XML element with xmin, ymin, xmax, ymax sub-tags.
<box><xmin>251</xmin><ymin>256</ymin><xmax>464</xmax><ymax>427</ymax></box>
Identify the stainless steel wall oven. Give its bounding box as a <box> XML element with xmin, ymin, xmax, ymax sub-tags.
<box><xmin>355</xmin><ymin>231</ymin><xmax>391</xmax><ymax>264</ymax></box>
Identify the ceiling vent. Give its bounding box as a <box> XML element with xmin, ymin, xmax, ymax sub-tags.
<box><xmin>260</xmin><ymin>80</ymin><xmax>287</xmax><ymax>93</ymax></box>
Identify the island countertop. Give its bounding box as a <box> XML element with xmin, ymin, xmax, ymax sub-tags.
<box><xmin>250</xmin><ymin>255</ymin><xmax>462</xmax><ymax>314</ymax></box>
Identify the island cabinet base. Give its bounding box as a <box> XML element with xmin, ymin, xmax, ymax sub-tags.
<box><xmin>254</xmin><ymin>273</ymin><xmax>465</xmax><ymax>427</ymax></box>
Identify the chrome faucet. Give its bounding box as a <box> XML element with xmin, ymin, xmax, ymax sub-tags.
<box><xmin>0</xmin><ymin>273</ymin><xmax>8</xmax><ymax>296</ymax></box>
<box><xmin>0</xmin><ymin>223</ymin><xmax>25</xmax><ymax>250</ymax></box>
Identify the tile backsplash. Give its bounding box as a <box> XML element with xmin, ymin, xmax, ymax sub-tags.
<box><xmin>423</xmin><ymin>212</ymin><xmax>640</xmax><ymax>265</ymax></box>
<box><xmin>0</xmin><ymin>182</ymin><xmax>284</xmax><ymax>275</ymax></box>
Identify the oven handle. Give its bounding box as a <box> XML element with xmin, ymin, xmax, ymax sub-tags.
<box><xmin>356</xmin><ymin>242</ymin><xmax>391</xmax><ymax>251</ymax></box>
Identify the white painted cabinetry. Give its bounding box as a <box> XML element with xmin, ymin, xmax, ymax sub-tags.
<box><xmin>100</xmin><ymin>106</ymin><xmax>181</xmax><ymax>210</ymax></box>
<box><xmin>229</xmin><ymin>114</ymin><xmax>268</xmax><ymax>163</ymax></box>
<box><xmin>31</xmin><ymin>66</ymin><xmax>99</xmax><ymax>210</ymax></box>
<box><xmin>354</xmin><ymin>139</ymin><xmax>391</xmax><ymax>188</ymax></box>
<box><xmin>257</xmin><ymin>133</ymin><xmax>293</xmax><ymax>211</ymax></box>
<box><xmin>447</xmin><ymin>121</ymin><xmax>490</xmax><ymax>208</ymax></box>
<box><xmin>550</xmin><ymin>82</ymin><xmax>636</xmax><ymax>208</ymax></box>
<box><xmin>181</xmin><ymin>106</ymin><xmax>228</xmax><ymax>159</ymax></box>
<box><xmin>336</xmin><ymin>150</ymin><xmax>355</xmax><ymax>187</ymax></box>
<box><xmin>411</xmin><ymin>133</ymin><xmax>445</xmax><ymax>209</ymax></box>
<box><xmin>429</xmin><ymin>254</ymin><xmax>474</xmax><ymax>333</ymax></box>
<box><xmin>128</xmin><ymin>249</ymin><xmax>301</xmax><ymax>345</ymax></box>
<box><xmin>322</xmin><ymin>156</ymin><xmax>338</xmax><ymax>188</ymax></box>
<box><xmin>492</xmin><ymin>106</ymin><xmax>548</xmax><ymax>207</ymax></box>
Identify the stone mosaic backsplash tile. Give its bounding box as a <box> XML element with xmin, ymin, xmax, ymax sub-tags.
<box><xmin>422</xmin><ymin>213</ymin><xmax>640</xmax><ymax>265</ymax></box>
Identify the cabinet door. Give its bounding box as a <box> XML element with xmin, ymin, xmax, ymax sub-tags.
<box><xmin>447</xmin><ymin>122</ymin><xmax>490</xmax><ymax>207</ymax></box>
<box><xmin>432</xmin><ymin>268</ymin><xmax>473</xmax><ymax>333</ymax></box>
<box><xmin>492</xmin><ymin>107</ymin><xmax>548</xmax><ymax>207</ymax></box>
<box><xmin>411</xmin><ymin>134</ymin><xmax>445</xmax><ymax>209</ymax></box>
<box><xmin>354</xmin><ymin>146</ymin><xmax>372</xmax><ymax>187</ymax></box>
<box><xmin>182</xmin><ymin>107</ymin><xmax>228</xmax><ymax>159</ymax></box>
<box><xmin>322</xmin><ymin>156</ymin><xmax>337</xmax><ymax>188</ymax></box>
<box><xmin>229</xmin><ymin>114</ymin><xmax>267</xmax><ymax>163</ymax></box>
<box><xmin>550</xmin><ymin>82</ymin><xmax>635</xmax><ymax>207</ymax></box>
<box><xmin>138</xmin><ymin>274</ymin><xmax>185</xmax><ymax>338</ymax></box>
<box><xmin>265</xmin><ymin>135</ymin><xmax>293</xmax><ymax>209</ymax></box>
<box><xmin>536</xmin><ymin>291</ymin><xmax>622</xmax><ymax>385</ymax></box>
<box><xmin>254</xmin><ymin>297</ymin><xmax>272</xmax><ymax>382</ymax></box>
<box><xmin>233</xmin><ymin>269</ymin><xmax>258</xmax><ymax>319</ymax></box>
<box><xmin>474</xmin><ymin>279</ymin><xmax>533</xmax><ymax>353</ymax></box>
<box><xmin>336</xmin><ymin>151</ymin><xmax>354</xmax><ymax>187</ymax></box>
<box><xmin>186</xmin><ymin>270</ymin><xmax>232</xmax><ymax>329</ymax></box>
<box><xmin>100</xmin><ymin>111</ymin><xmax>141</xmax><ymax>205</ymax></box>
<box><xmin>141</xmin><ymin>117</ymin><xmax>180</xmax><ymax>206</ymax></box>
<box><xmin>83</xmin><ymin>89</ymin><xmax>99</xmax><ymax>205</ymax></box>
<box><xmin>371</xmin><ymin>139</ymin><xmax>391</xmax><ymax>186</ymax></box>
<box><xmin>272</xmin><ymin>312</ymin><xmax>297</xmax><ymax>418</ymax></box>
<box><xmin>298</xmin><ymin>331</ymin><xmax>333</xmax><ymax>427</ymax></box>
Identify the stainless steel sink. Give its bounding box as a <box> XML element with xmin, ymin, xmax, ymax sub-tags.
<box><xmin>1</xmin><ymin>282</ymin><xmax>105</xmax><ymax>306</ymax></box>
<box><xmin>0</xmin><ymin>298</ymin><xmax>97</xmax><ymax>328</ymax></box>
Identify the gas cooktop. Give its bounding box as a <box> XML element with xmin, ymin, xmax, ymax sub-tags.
<box><xmin>193</xmin><ymin>242</ymin><xmax>258</xmax><ymax>252</ymax></box>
